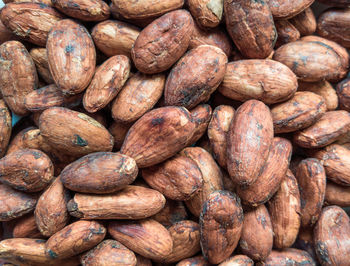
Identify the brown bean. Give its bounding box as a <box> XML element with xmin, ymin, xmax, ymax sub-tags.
<box><xmin>67</xmin><ymin>185</ymin><xmax>165</xmax><ymax>220</ymax></box>
<box><xmin>289</xmin><ymin>7</ymin><xmax>316</xmax><ymax>36</ymax></box>
<box><xmin>208</xmin><ymin>105</ymin><xmax>235</xmax><ymax>168</ymax></box>
<box><xmin>35</xmin><ymin>177</ymin><xmax>70</xmax><ymax>237</ymax></box>
<box><xmin>109</xmin><ymin>219</ymin><xmax>173</xmax><ymax>261</ymax></box>
<box><xmin>268</xmin><ymin>170</ymin><xmax>301</xmax><ymax>249</ymax></box>
<box><xmin>120</xmin><ymin>106</ymin><xmax>196</xmax><ymax>168</ymax></box>
<box><xmin>0</xmin><ymin>100</ymin><xmax>11</xmax><ymax>158</ymax></box>
<box><xmin>275</xmin><ymin>19</ymin><xmax>300</xmax><ymax>48</ymax></box>
<box><xmin>200</xmin><ymin>190</ymin><xmax>243</xmax><ymax>264</ymax></box>
<box><xmin>164</xmin><ymin>45</ymin><xmax>227</xmax><ymax>109</ymax></box>
<box><xmin>52</xmin><ymin>0</ymin><xmax>109</xmax><ymax>21</ymax></box>
<box><xmin>0</xmin><ymin>41</ymin><xmax>38</xmax><ymax>115</ymax></box>
<box><xmin>294</xmin><ymin>111</ymin><xmax>350</xmax><ymax>148</ymax></box>
<box><xmin>39</xmin><ymin>107</ymin><xmax>114</xmax><ymax>157</ymax></box>
<box><xmin>236</xmin><ymin>137</ymin><xmax>292</xmax><ymax>206</ymax></box>
<box><xmin>317</xmin><ymin>8</ymin><xmax>350</xmax><ymax>48</ymax></box>
<box><xmin>0</xmin><ymin>149</ymin><xmax>54</xmax><ymax>192</ymax></box>
<box><xmin>163</xmin><ymin>220</ymin><xmax>200</xmax><ymax>263</ymax></box>
<box><xmin>80</xmin><ymin>239</ymin><xmax>137</xmax><ymax>266</ymax></box>
<box><xmin>0</xmin><ymin>3</ymin><xmax>63</xmax><ymax>46</ymax></box>
<box><xmin>47</xmin><ymin>19</ymin><xmax>96</xmax><ymax>95</ymax></box>
<box><xmin>131</xmin><ymin>10</ymin><xmax>194</xmax><ymax>74</ymax></box>
<box><xmin>299</xmin><ymin>81</ymin><xmax>338</xmax><ymax>111</ymax></box>
<box><xmin>239</xmin><ymin>205</ymin><xmax>273</xmax><ymax>261</ymax></box>
<box><xmin>189</xmin><ymin>23</ymin><xmax>232</xmax><ymax>57</ymax></box>
<box><xmin>224</xmin><ymin>0</ymin><xmax>276</xmax><ymax>59</ymax></box>
<box><xmin>325</xmin><ymin>181</ymin><xmax>350</xmax><ymax>207</ymax></box>
<box><xmin>314</xmin><ymin>144</ymin><xmax>350</xmax><ymax>186</ymax></box>
<box><xmin>314</xmin><ymin>206</ymin><xmax>350</xmax><ymax>265</ymax></box>
<box><xmin>296</xmin><ymin>158</ymin><xmax>326</xmax><ymax>227</ymax></box>
<box><xmin>112</xmin><ymin>72</ymin><xmax>165</xmax><ymax>123</ymax></box>
<box><xmin>61</xmin><ymin>152</ymin><xmax>137</xmax><ymax>194</ymax></box>
<box><xmin>45</xmin><ymin>220</ymin><xmax>106</xmax><ymax>259</ymax></box>
<box><xmin>181</xmin><ymin>147</ymin><xmax>223</xmax><ymax>217</ymax></box>
<box><xmin>24</xmin><ymin>84</ymin><xmax>64</xmax><ymax>112</ymax></box>
<box><xmin>142</xmin><ymin>154</ymin><xmax>203</xmax><ymax>201</ymax></box>
<box><xmin>267</xmin><ymin>0</ymin><xmax>314</xmax><ymax>19</ymax></box>
<box><xmin>218</xmin><ymin>59</ymin><xmax>298</xmax><ymax>105</ymax></box>
<box><xmin>258</xmin><ymin>248</ymin><xmax>316</xmax><ymax>265</ymax></box>
<box><xmin>0</xmin><ymin>183</ymin><xmax>37</xmax><ymax>221</ymax></box>
<box><xmin>227</xmin><ymin>100</ymin><xmax>274</xmax><ymax>186</ymax></box>
<box><xmin>273</xmin><ymin>40</ymin><xmax>347</xmax><ymax>82</ymax></box>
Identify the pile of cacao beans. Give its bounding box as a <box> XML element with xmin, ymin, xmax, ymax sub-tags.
<box><xmin>0</xmin><ymin>0</ymin><xmax>350</xmax><ymax>265</ymax></box>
